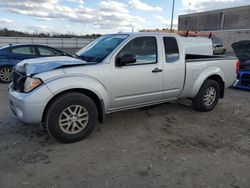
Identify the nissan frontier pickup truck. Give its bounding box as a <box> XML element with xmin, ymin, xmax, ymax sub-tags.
<box><xmin>9</xmin><ymin>33</ymin><xmax>238</xmax><ymax>143</ymax></box>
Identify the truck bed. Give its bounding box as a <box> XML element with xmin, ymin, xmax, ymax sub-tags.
<box><xmin>180</xmin><ymin>54</ymin><xmax>237</xmax><ymax>98</ymax></box>
<box><xmin>186</xmin><ymin>54</ymin><xmax>235</xmax><ymax>62</ymax></box>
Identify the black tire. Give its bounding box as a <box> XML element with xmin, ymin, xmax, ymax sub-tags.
<box><xmin>192</xmin><ymin>79</ymin><xmax>220</xmax><ymax>112</ymax></box>
<box><xmin>45</xmin><ymin>92</ymin><xmax>98</xmax><ymax>143</ymax></box>
<box><xmin>0</xmin><ymin>66</ymin><xmax>13</xmax><ymax>83</ymax></box>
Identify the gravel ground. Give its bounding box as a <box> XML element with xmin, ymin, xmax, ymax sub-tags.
<box><xmin>0</xmin><ymin>84</ymin><xmax>249</xmax><ymax>188</ymax></box>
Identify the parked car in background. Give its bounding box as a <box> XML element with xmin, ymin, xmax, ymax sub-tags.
<box><xmin>9</xmin><ymin>32</ymin><xmax>238</xmax><ymax>143</ymax></box>
<box><xmin>211</xmin><ymin>36</ymin><xmax>226</xmax><ymax>55</ymax></box>
<box><xmin>0</xmin><ymin>44</ymin><xmax>71</xmax><ymax>83</ymax></box>
<box><xmin>232</xmin><ymin>40</ymin><xmax>250</xmax><ymax>90</ymax></box>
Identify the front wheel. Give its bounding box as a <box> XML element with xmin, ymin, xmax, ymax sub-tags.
<box><xmin>192</xmin><ymin>79</ymin><xmax>220</xmax><ymax>112</ymax></box>
<box><xmin>45</xmin><ymin>92</ymin><xmax>98</xmax><ymax>143</ymax></box>
<box><xmin>0</xmin><ymin>66</ymin><xmax>13</xmax><ymax>83</ymax></box>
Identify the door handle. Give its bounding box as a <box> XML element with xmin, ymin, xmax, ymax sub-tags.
<box><xmin>152</xmin><ymin>67</ymin><xmax>162</xmax><ymax>73</ymax></box>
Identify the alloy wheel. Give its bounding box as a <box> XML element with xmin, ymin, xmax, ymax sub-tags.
<box><xmin>203</xmin><ymin>87</ymin><xmax>216</xmax><ymax>106</ymax></box>
<box><xmin>0</xmin><ymin>67</ymin><xmax>12</xmax><ymax>82</ymax></box>
<box><xmin>59</xmin><ymin>105</ymin><xmax>89</xmax><ymax>134</ymax></box>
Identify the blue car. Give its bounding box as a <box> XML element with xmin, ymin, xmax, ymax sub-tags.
<box><xmin>232</xmin><ymin>40</ymin><xmax>250</xmax><ymax>90</ymax></box>
<box><xmin>0</xmin><ymin>44</ymin><xmax>71</xmax><ymax>83</ymax></box>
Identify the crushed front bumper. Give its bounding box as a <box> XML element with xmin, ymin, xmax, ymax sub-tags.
<box><xmin>8</xmin><ymin>83</ymin><xmax>53</xmax><ymax>124</ymax></box>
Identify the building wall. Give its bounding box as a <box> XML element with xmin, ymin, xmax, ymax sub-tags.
<box><xmin>223</xmin><ymin>6</ymin><xmax>250</xmax><ymax>30</ymax></box>
<box><xmin>178</xmin><ymin>5</ymin><xmax>250</xmax><ymax>52</ymax></box>
<box><xmin>179</xmin><ymin>5</ymin><xmax>250</xmax><ymax>31</ymax></box>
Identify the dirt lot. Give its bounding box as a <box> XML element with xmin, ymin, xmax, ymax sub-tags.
<box><xmin>0</xmin><ymin>84</ymin><xmax>250</xmax><ymax>188</ymax></box>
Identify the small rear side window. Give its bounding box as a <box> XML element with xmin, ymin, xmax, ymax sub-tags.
<box><xmin>163</xmin><ymin>37</ymin><xmax>179</xmax><ymax>63</ymax></box>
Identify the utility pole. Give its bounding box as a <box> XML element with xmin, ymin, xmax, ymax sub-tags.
<box><xmin>130</xmin><ymin>22</ymin><xmax>134</xmax><ymax>32</ymax></box>
<box><xmin>170</xmin><ymin>0</ymin><xmax>175</xmax><ymax>31</ymax></box>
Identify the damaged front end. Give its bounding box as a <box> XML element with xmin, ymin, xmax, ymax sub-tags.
<box><xmin>12</xmin><ymin>56</ymin><xmax>91</xmax><ymax>93</ymax></box>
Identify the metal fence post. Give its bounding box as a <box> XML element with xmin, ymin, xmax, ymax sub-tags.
<box><xmin>221</xmin><ymin>10</ymin><xmax>225</xmax><ymax>30</ymax></box>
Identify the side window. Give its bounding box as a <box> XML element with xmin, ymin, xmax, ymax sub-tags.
<box><xmin>38</xmin><ymin>47</ymin><xmax>62</xmax><ymax>56</ymax></box>
<box><xmin>163</xmin><ymin>37</ymin><xmax>179</xmax><ymax>63</ymax></box>
<box><xmin>12</xmin><ymin>47</ymin><xmax>36</xmax><ymax>55</ymax></box>
<box><xmin>117</xmin><ymin>36</ymin><xmax>157</xmax><ymax>65</ymax></box>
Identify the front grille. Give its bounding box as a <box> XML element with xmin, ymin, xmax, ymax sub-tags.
<box><xmin>12</xmin><ymin>70</ymin><xmax>26</xmax><ymax>92</ymax></box>
<box><xmin>241</xmin><ymin>73</ymin><xmax>250</xmax><ymax>86</ymax></box>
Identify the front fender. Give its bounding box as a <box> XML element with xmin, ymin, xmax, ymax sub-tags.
<box><xmin>192</xmin><ymin>66</ymin><xmax>225</xmax><ymax>97</ymax></box>
<box><xmin>44</xmin><ymin>75</ymin><xmax>110</xmax><ymax>112</ymax></box>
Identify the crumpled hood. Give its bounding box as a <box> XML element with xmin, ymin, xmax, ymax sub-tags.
<box><xmin>232</xmin><ymin>40</ymin><xmax>250</xmax><ymax>63</ymax></box>
<box><xmin>15</xmin><ymin>56</ymin><xmax>89</xmax><ymax>76</ymax></box>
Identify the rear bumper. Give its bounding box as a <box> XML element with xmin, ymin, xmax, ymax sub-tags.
<box><xmin>8</xmin><ymin>83</ymin><xmax>53</xmax><ymax>124</ymax></box>
<box><xmin>233</xmin><ymin>80</ymin><xmax>250</xmax><ymax>90</ymax></box>
<box><xmin>233</xmin><ymin>71</ymin><xmax>250</xmax><ymax>90</ymax></box>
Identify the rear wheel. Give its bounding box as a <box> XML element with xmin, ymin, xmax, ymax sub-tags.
<box><xmin>0</xmin><ymin>66</ymin><xmax>13</xmax><ymax>83</ymax></box>
<box><xmin>46</xmin><ymin>92</ymin><xmax>98</xmax><ymax>143</ymax></box>
<box><xmin>192</xmin><ymin>79</ymin><xmax>220</xmax><ymax>112</ymax></box>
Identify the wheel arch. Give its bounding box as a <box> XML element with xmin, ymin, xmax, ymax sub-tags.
<box><xmin>42</xmin><ymin>88</ymin><xmax>105</xmax><ymax>125</ymax></box>
<box><xmin>192</xmin><ymin>66</ymin><xmax>225</xmax><ymax>98</ymax></box>
<box><xmin>206</xmin><ymin>75</ymin><xmax>225</xmax><ymax>98</ymax></box>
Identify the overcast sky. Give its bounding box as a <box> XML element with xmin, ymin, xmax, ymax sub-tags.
<box><xmin>0</xmin><ymin>0</ymin><xmax>249</xmax><ymax>35</ymax></box>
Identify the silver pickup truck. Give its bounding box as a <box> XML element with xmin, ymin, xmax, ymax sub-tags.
<box><xmin>9</xmin><ymin>33</ymin><xmax>237</xmax><ymax>143</ymax></box>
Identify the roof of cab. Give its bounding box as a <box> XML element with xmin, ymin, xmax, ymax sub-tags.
<box><xmin>110</xmin><ymin>32</ymin><xmax>178</xmax><ymax>37</ymax></box>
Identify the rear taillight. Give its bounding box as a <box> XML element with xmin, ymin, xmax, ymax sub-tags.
<box><xmin>236</xmin><ymin>60</ymin><xmax>240</xmax><ymax>74</ymax></box>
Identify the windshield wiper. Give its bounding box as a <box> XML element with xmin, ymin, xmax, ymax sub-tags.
<box><xmin>72</xmin><ymin>53</ymin><xmax>80</xmax><ymax>58</ymax></box>
<box><xmin>78</xmin><ymin>55</ymin><xmax>98</xmax><ymax>62</ymax></box>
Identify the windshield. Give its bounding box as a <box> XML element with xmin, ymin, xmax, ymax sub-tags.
<box><xmin>76</xmin><ymin>34</ymin><xmax>129</xmax><ymax>63</ymax></box>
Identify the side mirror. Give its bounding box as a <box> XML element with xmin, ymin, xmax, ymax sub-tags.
<box><xmin>116</xmin><ymin>54</ymin><xmax>136</xmax><ymax>67</ymax></box>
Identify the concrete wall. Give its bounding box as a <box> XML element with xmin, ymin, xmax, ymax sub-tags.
<box><xmin>0</xmin><ymin>37</ymin><xmax>94</xmax><ymax>51</ymax></box>
<box><xmin>178</xmin><ymin>5</ymin><xmax>250</xmax><ymax>31</ymax></box>
<box><xmin>223</xmin><ymin>6</ymin><xmax>250</xmax><ymax>30</ymax></box>
<box><xmin>178</xmin><ymin>11</ymin><xmax>224</xmax><ymax>31</ymax></box>
<box><xmin>212</xmin><ymin>30</ymin><xmax>250</xmax><ymax>52</ymax></box>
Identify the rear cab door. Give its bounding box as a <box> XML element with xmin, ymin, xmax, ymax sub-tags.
<box><xmin>109</xmin><ymin>34</ymin><xmax>164</xmax><ymax>109</ymax></box>
<box><xmin>161</xmin><ymin>35</ymin><xmax>186</xmax><ymax>98</ymax></box>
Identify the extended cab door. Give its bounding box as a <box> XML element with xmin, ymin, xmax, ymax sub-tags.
<box><xmin>109</xmin><ymin>36</ymin><xmax>163</xmax><ymax>109</ymax></box>
<box><xmin>162</xmin><ymin>36</ymin><xmax>185</xmax><ymax>98</ymax></box>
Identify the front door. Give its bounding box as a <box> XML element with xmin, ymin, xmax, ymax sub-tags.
<box><xmin>109</xmin><ymin>36</ymin><xmax>163</xmax><ymax>109</ymax></box>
